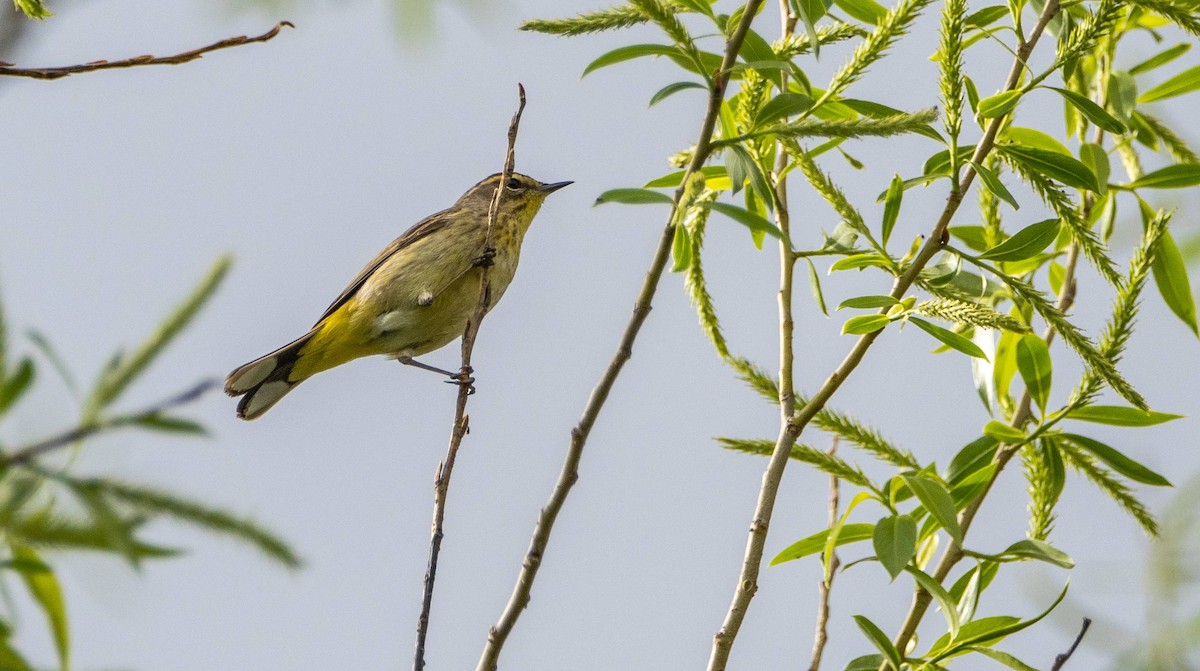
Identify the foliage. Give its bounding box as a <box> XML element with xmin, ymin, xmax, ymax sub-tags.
<box><xmin>530</xmin><ymin>0</ymin><xmax>1197</xmax><ymax>668</ymax></box>
<box><xmin>0</xmin><ymin>259</ymin><xmax>297</xmax><ymax>670</ymax></box>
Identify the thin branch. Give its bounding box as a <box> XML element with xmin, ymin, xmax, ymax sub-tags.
<box><xmin>707</xmin><ymin>1</ymin><xmax>1064</xmax><ymax>668</ymax></box>
<box><xmin>0</xmin><ymin>379</ymin><xmax>217</xmax><ymax>467</ymax></box>
<box><xmin>476</xmin><ymin>4</ymin><xmax>767</xmax><ymax>669</ymax></box>
<box><xmin>1051</xmin><ymin>618</ymin><xmax>1092</xmax><ymax>670</ymax></box>
<box><xmin>0</xmin><ymin>21</ymin><xmax>293</xmax><ymax>80</ymax></box>
<box><xmin>413</xmin><ymin>85</ymin><xmax>527</xmax><ymax>671</ymax></box>
<box><xmin>808</xmin><ymin>438</ymin><xmax>840</xmax><ymax>671</ymax></box>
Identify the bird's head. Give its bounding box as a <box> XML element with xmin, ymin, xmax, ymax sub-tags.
<box><xmin>457</xmin><ymin>172</ymin><xmax>572</xmax><ymax>230</ymax></box>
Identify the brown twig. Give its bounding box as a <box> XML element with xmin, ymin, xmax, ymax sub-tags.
<box><xmin>809</xmin><ymin>438</ymin><xmax>840</xmax><ymax>671</ymax></box>
<box><xmin>708</xmin><ymin>2</ymin><xmax>1064</xmax><ymax>668</ymax></box>
<box><xmin>0</xmin><ymin>21</ymin><xmax>293</xmax><ymax>80</ymax></box>
<box><xmin>413</xmin><ymin>85</ymin><xmax>527</xmax><ymax>671</ymax></box>
<box><xmin>0</xmin><ymin>379</ymin><xmax>217</xmax><ymax>467</ymax></box>
<box><xmin>1051</xmin><ymin>618</ymin><xmax>1092</xmax><ymax>670</ymax></box>
<box><xmin>475</xmin><ymin>4</ymin><xmax>766</xmax><ymax>669</ymax></box>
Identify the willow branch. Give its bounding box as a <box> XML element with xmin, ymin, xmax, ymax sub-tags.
<box><xmin>1051</xmin><ymin>618</ymin><xmax>1092</xmax><ymax>670</ymax></box>
<box><xmin>0</xmin><ymin>21</ymin><xmax>293</xmax><ymax>80</ymax></box>
<box><xmin>413</xmin><ymin>85</ymin><xmax>526</xmax><ymax>671</ymax></box>
<box><xmin>708</xmin><ymin>1</ymin><xmax>1063</xmax><ymax>668</ymax></box>
<box><xmin>0</xmin><ymin>379</ymin><xmax>216</xmax><ymax>467</ymax></box>
<box><xmin>475</xmin><ymin>4</ymin><xmax>766</xmax><ymax>669</ymax></box>
<box><xmin>809</xmin><ymin>438</ymin><xmax>840</xmax><ymax>671</ymax></box>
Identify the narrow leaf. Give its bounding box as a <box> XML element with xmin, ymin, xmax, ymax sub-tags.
<box><xmin>971</xmin><ymin>160</ymin><xmax>1020</xmax><ymax>210</ymax></box>
<box><xmin>853</xmin><ymin>615</ymin><xmax>903</xmax><ymax>671</ymax></box>
<box><xmin>1151</xmin><ymin>229</ymin><xmax>1199</xmax><ymax>335</ymax></box>
<box><xmin>902</xmin><ymin>475</ymin><xmax>963</xmax><ymax>544</ymax></box>
<box><xmin>881</xmin><ymin>173</ymin><xmax>903</xmax><ymax>246</ymax></box>
<box><xmin>594</xmin><ymin>188</ymin><xmax>675</xmax><ymax>205</ymax></box>
<box><xmin>978</xmin><ymin>218</ymin><xmax>1060</xmax><ymax>262</ymax></box>
<box><xmin>1128</xmin><ymin>163</ymin><xmax>1200</xmax><ymax>189</ymax></box>
<box><xmin>1065</xmin><ymin>405</ymin><xmax>1183</xmax><ymax>426</ymax></box>
<box><xmin>771</xmin><ymin>523</ymin><xmax>875</xmax><ymax>565</ymax></box>
<box><xmin>838</xmin><ymin>295</ymin><xmax>900</xmax><ymax>309</ymax></box>
<box><xmin>1138</xmin><ymin>65</ymin><xmax>1200</xmax><ymax>103</ymax></box>
<box><xmin>649</xmin><ymin>80</ymin><xmax>707</xmax><ymax>107</ymax></box>
<box><xmin>11</xmin><ymin>544</ymin><xmax>68</xmax><ymax>670</ymax></box>
<box><xmin>909</xmin><ymin>317</ymin><xmax>988</xmax><ymax>359</ymax></box>
<box><xmin>1001</xmin><ymin>145</ymin><xmax>1100</xmax><ymax>191</ymax></box>
<box><xmin>1060</xmin><ymin>433</ymin><xmax>1172</xmax><ymax>486</ymax></box>
<box><xmin>1045</xmin><ymin>86</ymin><xmax>1126</xmax><ymax>133</ymax></box>
<box><xmin>1015</xmin><ymin>334</ymin><xmax>1052</xmax><ymax>414</ymax></box>
<box><xmin>806</xmin><ymin>259</ymin><xmax>829</xmax><ymax>316</ymax></box>
<box><xmin>842</xmin><ymin>314</ymin><xmax>891</xmax><ymax>335</ymax></box>
<box><xmin>874</xmin><ymin>515</ymin><xmax>918</xmax><ymax>579</ymax></box>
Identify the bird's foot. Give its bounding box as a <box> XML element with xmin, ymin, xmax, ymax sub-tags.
<box><xmin>473</xmin><ymin>248</ymin><xmax>497</xmax><ymax>268</ymax></box>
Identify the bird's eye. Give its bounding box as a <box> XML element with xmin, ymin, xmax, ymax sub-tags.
<box><xmin>506</xmin><ymin>177</ymin><xmax>523</xmax><ymax>190</ymax></box>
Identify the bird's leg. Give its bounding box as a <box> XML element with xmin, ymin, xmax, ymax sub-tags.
<box><xmin>398</xmin><ymin>356</ymin><xmax>475</xmax><ymax>393</ymax></box>
<box><xmin>473</xmin><ymin>247</ymin><xmax>496</xmax><ymax>268</ymax></box>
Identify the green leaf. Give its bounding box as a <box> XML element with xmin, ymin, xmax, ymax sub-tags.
<box><xmin>1000</xmin><ymin>145</ymin><xmax>1100</xmax><ymax>191</ymax></box>
<box><xmin>967</xmin><ymin>647</ymin><xmax>1039</xmax><ymax>671</ymax></box>
<box><xmin>643</xmin><ymin>166</ymin><xmax>726</xmax><ymax>189</ymax></box>
<box><xmin>838</xmin><ymin>295</ymin><xmax>899</xmax><ymax>310</ymax></box>
<box><xmin>881</xmin><ymin>173</ymin><xmax>903</xmax><ymax>247</ymax></box>
<box><xmin>970</xmin><ymin>161</ymin><xmax>1019</xmax><ymax>210</ymax></box>
<box><xmin>1015</xmin><ymin>334</ymin><xmax>1051</xmax><ymax>415</ymax></box>
<box><xmin>755</xmin><ymin>93</ymin><xmax>815</xmax><ymax>126</ymax></box>
<box><xmin>1129</xmin><ymin>43</ymin><xmax>1191</xmax><ymax>76</ymax></box>
<box><xmin>830</xmin><ymin>253</ymin><xmax>894</xmax><ymax>272</ymax></box>
<box><xmin>1109</xmin><ymin>70</ymin><xmax>1138</xmax><ymax>121</ymax></box>
<box><xmin>978</xmin><ymin>218</ymin><xmax>1060</xmax><ymax>261</ymax></box>
<box><xmin>947</xmin><ymin>436</ymin><xmax>999</xmax><ymax>485</ymax></box>
<box><xmin>791</xmin><ymin>0</ymin><xmax>830</xmax><ymax>58</ymax></box>
<box><xmin>1128</xmin><ymin>163</ymin><xmax>1200</xmax><ymax>189</ymax></box>
<box><xmin>842</xmin><ymin>314</ymin><xmax>891</xmax><ymax>335</ymax></box>
<box><xmin>1044</xmin><ymin>87</ymin><xmax>1126</xmax><ymax>133</ymax></box>
<box><xmin>977</xmin><ymin>90</ymin><xmax>1022</xmax><ymax>118</ymax></box>
<box><xmin>1079</xmin><ymin>142</ymin><xmax>1110</xmax><ymax>194</ymax></box>
<box><xmin>582</xmin><ymin>43</ymin><xmax>679</xmax><ymax>77</ymax></box>
<box><xmin>0</xmin><ymin>357</ymin><xmax>34</xmax><ymax>417</ymax></box>
<box><xmin>648</xmin><ymin>80</ymin><xmax>707</xmax><ymax>107</ymax></box>
<box><xmin>853</xmin><ymin>615</ymin><xmax>903</xmax><ymax>671</ymax></box>
<box><xmin>127</xmin><ymin>413</ymin><xmax>209</xmax><ymax>436</ymax></box>
<box><xmin>909</xmin><ymin>317</ymin><xmax>988</xmax><ymax>359</ymax></box>
<box><xmin>834</xmin><ymin>0</ymin><xmax>888</xmax><ymax>23</ymax></box>
<box><xmin>800</xmin><ymin>259</ymin><xmax>828</xmax><ymax>317</ymax></box>
<box><xmin>1059</xmin><ymin>433</ymin><xmax>1172</xmax><ymax>486</ymax></box>
<box><xmin>707</xmin><ymin>202</ymin><xmax>783</xmax><ymax>239</ymax></box>
<box><xmin>964</xmin><ymin>5</ymin><xmax>1008</xmax><ymax>27</ymax></box>
<box><xmin>10</xmin><ymin>544</ymin><xmax>68</xmax><ymax>670</ymax></box>
<box><xmin>874</xmin><ymin>515</ymin><xmax>918</xmax><ymax>579</ymax></box>
<box><xmin>771</xmin><ymin>523</ymin><xmax>875</xmax><ymax>565</ymax></box>
<box><xmin>1003</xmin><ymin>127</ymin><xmax>1072</xmax><ymax>156</ymax></box>
<box><xmin>594</xmin><ymin>188</ymin><xmax>675</xmax><ymax>205</ymax></box>
<box><xmin>1150</xmin><ymin>229</ymin><xmax>1199</xmax><ymax>335</ymax></box>
<box><xmin>901</xmin><ymin>474</ymin><xmax>963</xmax><ymax>545</ymax></box>
<box><xmin>982</xmin><ymin>420</ymin><xmax>1026</xmax><ymax>443</ymax></box>
<box><xmin>1138</xmin><ymin>65</ymin><xmax>1200</xmax><ymax>103</ymax></box>
<box><xmin>939</xmin><ymin>582</ymin><xmax>1069</xmax><ymax>657</ymax></box>
<box><xmin>906</xmin><ymin>566</ymin><xmax>962</xmax><ymax>636</ymax></box>
<box><xmin>1065</xmin><ymin>405</ymin><xmax>1183</xmax><ymax>426</ymax></box>
<box><xmin>671</xmin><ymin>223</ymin><xmax>692</xmax><ymax>272</ymax></box>
<box><xmin>998</xmin><ymin>539</ymin><xmax>1075</xmax><ymax>568</ymax></box>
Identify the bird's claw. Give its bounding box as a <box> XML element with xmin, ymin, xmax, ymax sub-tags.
<box><xmin>445</xmin><ymin>367</ymin><xmax>476</xmax><ymax>394</ymax></box>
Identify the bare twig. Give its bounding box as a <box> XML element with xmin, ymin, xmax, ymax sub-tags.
<box><xmin>1051</xmin><ymin>618</ymin><xmax>1092</xmax><ymax>671</ymax></box>
<box><xmin>809</xmin><ymin>438</ymin><xmax>840</xmax><ymax>671</ymax></box>
<box><xmin>475</xmin><ymin>4</ymin><xmax>766</xmax><ymax>669</ymax></box>
<box><xmin>413</xmin><ymin>85</ymin><xmax>527</xmax><ymax>671</ymax></box>
<box><xmin>0</xmin><ymin>379</ymin><xmax>217</xmax><ymax>467</ymax></box>
<box><xmin>707</xmin><ymin>2</ymin><xmax>1064</xmax><ymax>668</ymax></box>
<box><xmin>0</xmin><ymin>21</ymin><xmax>293</xmax><ymax>80</ymax></box>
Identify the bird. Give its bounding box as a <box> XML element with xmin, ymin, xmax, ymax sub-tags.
<box><xmin>225</xmin><ymin>172</ymin><xmax>571</xmax><ymax>420</ymax></box>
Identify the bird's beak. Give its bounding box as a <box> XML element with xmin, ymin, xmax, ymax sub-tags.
<box><xmin>538</xmin><ymin>180</ymin><xmax>574</xmax><ymax>194</ymax></box>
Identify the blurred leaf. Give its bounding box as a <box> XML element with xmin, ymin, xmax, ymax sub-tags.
<box><xmin>1065</xmin><ymin>405</ymin><xmax>1183</xmax><ymax>426</ymax></box>
<box><xmin>1059</xmin><ymin>433</ymin><xmax>1172</xmax><ymax>486</ymax></box>
<box><xmin>1044</xmin><ymin>86</ymin><xmax>1126</xmax><ymax>133</ymax></box>
<box><xmin>0</xmin><ymin>358</ymin><xmax>34</xmax><ymax>417</ymax></box>
<box><xmin>12</xmin><ymin>0</ymin><xmax>51</xmax><ymax>19</ymax></box>
<box><xmin>648</xmin><ymin>80</ymin><xmax>706</xmax><ymax>107</ymax></box>
<box><xmin>983</xmin><ymin>420</ymin><xmax>1026</xmax><ymax>443</ymax></box>
<box><xmin>1149</xmin><ymin>229</ymin><xmax>1199</xmax><ymax>335</ymax></box>
<box><xmin>834</xmin><ymin>0</ymin><xmax>888</xmax><ymax>23</ymax></box>
<box><xmin>1000</xmin><ymin>145</ymin><xmax>1100</xmax><ymax>191</ymax></box>
<box><xmin>9</xmin><ymin>544</ymin><xmax>67</xmax><ymax>670</ymax></box>
<box><xmin>874</xmin><ymin>515</ymin><xmax>917</xmax><ymax>579</ymax></box>
<box><xmin>26</xmin><ymin>330</ymin><xmax>77</xmax><ymax>397</ymax></box>
<box><xmin>754</xmin><ymin>93</ymin><xmax>815</xmax><ymax>126</ymax></box>
<box><xmin>1079</xmin><ymin>142</ymin><xmax>1111</xmax><ymax>195</ymax></box>
<box><xmin>643</xmin><ymin>166</ymin><xmax>727</xmax><ymax>189</ymax></box>
<box><xmin>854</xmin><ymin>615</ymin><xmax>902</xmax><ymax>670</ymax></box>
<box><xmin>86</xmin><ymin>256</ymin><xmax>230</xmax><ymax>417</ymax></box>
<box><xmin>1015</xmin><ymin>334</ymin><xmax>1052</xmax><ymax>415</ymax></box>
<box><xmin>1003</xmin><ymin>127</ymin><xmax>1071</xmax><ymax>155</ymax></box>
<box><xmin>595</xmin><ymin>188</ymin><xmax>674</xmax><ymax>205</ymax></box>
<box><xmin>909</xmin><ymin>317</ymin><xmax>988</xmax><ymax>359</ymax></box>
<box><xmin>1138</xmin><ymin>65</ymin><xmax>1200</xmax><ymax>103</ymax></box>
<box><xmin>978</xmin><ymin>218</ymin><xmax>1060</xmax><ymax>261</ymax></box>
<box><xmin>126</xmin><ymin>414</ymin><xmax>208</xmax><ymax>436</ymax></box>
<box><xmin>965</xmin><ymin>5</ymin><xmax>1008</xmax><ymax>27</ymax></box>
<box><xmin>842</xmin><ymin>314</ymin><xmax>891</xmax><ymax>335</ymax></box>
<box><xmin>901</xmin><ymin>475</ymin><xmax>962</xmax><ymax>544</ymax></box>
<box><xmin>838</xmin><ymin>295</ymin><xmax>900</xmax><ymax>309</ymax></box>
<box><xmin>1128</xmin><ymin>163</ymin><xmax>1200</xmax><ymax>189</ymax></box>
<box><xmin>967</xmin><ymin>647</ymin><xmax>1039</xmax><ymax>671</ymax></box>
<box><xmin>996</xmin><ymin>539</ymin><xmax>1074</xmax><ymax>568</ymax></box>
<box><xmin>771</xmin><ymin>523</ymin><xmax>875</xmax><ymax>565</ymax></box>
<box><xmin>1129</xmin><ymin>43</ymin><xmax>1190</xmax><ymax>75</ymax></box>
<box><xmin>1109</xmin><ymin>70</ymin><xmax>1138</xmax><ymax>121</ymax></box>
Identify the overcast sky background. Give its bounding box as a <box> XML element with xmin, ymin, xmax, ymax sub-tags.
<box><xmin>0</xmin><ymin>0</ymin><xmax>1197</xmax><ymax>669</ymax></box>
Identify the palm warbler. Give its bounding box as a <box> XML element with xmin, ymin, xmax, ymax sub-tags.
<box><xmin>225</xmin><ymin>172</ymin><xmax>571</xmax><ymax>420</ymax></box>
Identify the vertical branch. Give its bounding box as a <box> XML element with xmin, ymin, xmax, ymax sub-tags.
<box><xmin>808</xmin><ymin>438</ymin><xmax>840</xmax><ymax>671</ymax></box>
<box><xmin>476</xmin><ymin>4</ymin><xmax>766</xmax><ymax>670</ymax></box>
<box><xmin>413</xmin><ymin>85</ymin><xmax>527</xmax><ymax>671</ymax></box>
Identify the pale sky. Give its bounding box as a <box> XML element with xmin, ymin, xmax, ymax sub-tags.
<box><xmin>1</xmin><ymin>1</ymin><xmax>1198</xmax><ymax>669</ymax></box>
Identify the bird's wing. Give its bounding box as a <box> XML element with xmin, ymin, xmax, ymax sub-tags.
<box><xmin>312</xmin><ymin>208</ymin><xmax>456</xmax><ymax>326</ymax></box>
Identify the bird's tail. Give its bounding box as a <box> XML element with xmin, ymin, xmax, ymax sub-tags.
<box><xmin>225</xmin><ymin>332</ymin><xmax>315</xmax><ymax>420</ymax></box>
